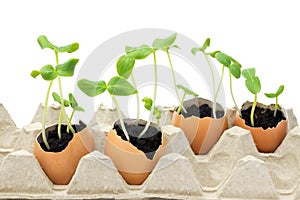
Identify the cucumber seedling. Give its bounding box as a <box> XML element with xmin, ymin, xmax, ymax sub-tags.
<box><xmin>264</xmin><ymin>85</ymin><xmax>285</xmax><ymax>117</ymax></box>
<box><xmin>116</xmin><ymin>33</ymin><xmax>181</xmax><ymax>139</ymax></box>
<box><xmin>142</xmin><ymin>97</ymin><xmax>162</xmax><ymax>126</ymax></box>
<box><xmin>31</xmin><ymin>35</ymin><xmax>79</xmax><ymax>150</ymax></box>
<box><xmin>78</xmin><ymin>76</ymin><xmax>137</xmax><ymax>142</ymax></box>
<box><xmin>176</xmin><ymin>84</ymin><xmax>199</xmax><ymax>114</ymax></box>
<box><xmin>192</xmin><ymin>38</ymin><xmax>242</xmax><ymax>118</ymax></box>
<box><xmin>242</xmin><ymin>68</ymin><xmax>261</xmax><ymax>127</ymax></box>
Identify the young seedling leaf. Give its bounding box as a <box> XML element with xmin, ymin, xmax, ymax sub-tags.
<box><xmin>126</xmin><ymin>44</ymin><xmax>153</xmax><ymax>60</ymax></box>
<box><xmin>245</xmin><ymin>76</ymin><xmax>261</xmax><ymax>94</ymax></box>
<box><xmin>200</xmin><ymin>38</ymin><xmax>210</xmax><ymax>52</ymax></box>
<box><xmin>242</xmin><ymin>68</ymin><xmax>256</xmax><ymax>79</ymax></box>
<box><xmin>142</xmin><ymin>97</ymin><xmax>153</xmax><ymax>111</ymax></box>
<box><xmin>209</xmin><ymin>50</ymin><xmax>221</xmax><ymax>58</ymax></box>
<box><xmin>265</xmin><ymin>85</ymin><xmax>284</xmax><ymax>98</ymax></box>
<box><xmin>116</xmin><ymin>55</ymin><xmax>135</xmax><ymax>79</ymax></box>
<box><xmin>31</xmin><ymin>70</ymin><xmax>40</xmax><ymax>78</ymax></box>
<box><xmin>229</xmin><ymin>63</ymin><xmax>241</xmax><ymax>79</ymax></box>
<box><xmin>215</xmin><ymin>52</ymin><xmax>231</xmax><ymax>66</ymax></box>
<box><xmin>171</xmin><ymin>44</ymin><xmax>180</xmax><ymax>49</ymax></box>
<box><xmin>107</xmin><ymin>76</ymin><xmax>138</xmax><ymax>96</ymax></box>
<box><xmin>37</xmin><ymin>35</ymin><xmax>57</xmax><ymax>51</ymax></box>
<box><xmin>69</xmin><ymin>93</ymin><xmax>85</xmax><ymax>111</ymax></box>
<box><xmin>176</xmin><ymin>84</ymin><xmax>199</xmax><ymax>97</ymax></box>
<box><xmin>77</xmin><ymin>79</ymin><xmax>107</xmax><ymax>97</ymax></box>
<box><xmin>56</xmin><ymin>58</ymin><xmax>79</xmax><ymax>77</ymax></box>
<box><xmin>153</xmin><ymin>107</ymin><xmax>161</xmax><ymax>120</ymax></box>
<box><xmin>39</xmin><ymin>65</ymin><xmax>57</xmax><ymax>80</ymax></box>
<box><xmin>191</xmin><ymin>48</ymin><xmax>201</xmax><ymax>55</ymax></box>
<box><xmin>152</xmin><ymin>33</ymin><xmax>177</xmax><ymax>50</ymax></box>
<box><xmin>37</xmin><ymin>35</ymin><xmax>79</xmax><ymax>53</ymax></box>
<box><xmin>57</xmin><ymin>43</ymin><xmax>79</xmax><ymax>53</ymax></box>
<box><xmin>52</xmin><ymin>92</ymin><xmax>70</xmax><ymax>107</ymax></box>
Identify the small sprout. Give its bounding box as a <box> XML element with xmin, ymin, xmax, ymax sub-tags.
<box><xmin>78</xmin><ymin>76</ymin><xmax>137</xmax><ymax>142</ymax></box>
<box><xmin>125</xmin><ymin>44</ymin><xmax>153</xmax><ymax>60</ymax></box>
<box><xmin>152</xmin><ymin>33</ymin><xmax>177</xmax><ymax>50</ymax></box>
<box><xmin>176</xmin><ymin>84</ymin><xmax>199</xmax><ymax>114</ymax></box>
<box><xmin>142</xmin><ymin>97</ymin><xmax>162</xmax><ymax>126</ymax></box>
<box><xmin>265</xmin><ymin>85</ymin><xmax>285</xmax><ymax>117</ymax></box>
<box><xmin>242</xmin><ymin>68</ymin><xmax>261</xmax><ymax>127</ymax></box>
<box><xmin>52</xmin><ymin>92</ymin><xmax>70</xmax><ymax>107</ymax></box>
<box><xmin>31</xmin><ymin>35</ymin><xmax>79</xmax><ymax>150</ymax></box>
<box><xmin>192</xmin><ymin>38</ymin><xmax>242</xmax><ymax>118</ymax></box>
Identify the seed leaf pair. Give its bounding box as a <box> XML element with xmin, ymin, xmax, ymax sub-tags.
<box><xmin>78</xmin><ymin>76</ymin><xmax>137</xmax><ymax>97</ymax></box>
<box><xmin>31</xmin><ymin>58</ymin><xmax>79</xmax><ymax>81</ymax></box>
<box><xmin>38</xmin><ymin>35</ymin><xmax>79</xmax><ymax>53</ymax></box>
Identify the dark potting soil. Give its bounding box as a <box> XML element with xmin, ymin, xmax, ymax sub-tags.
<box><xmin>241</xmin><ymin>103</ymin><xmax>286</xmax><ymax>129</ymax></box>
<box><xmin>37</xmin><ymin>121</ymin><xmax>86</xmax><ymax>152</ymax></box>
<box><xmin>114</xmin><ymin>119</ymin><xmax>162</xmax><ymax>160</ymax></box>
<box><xmin>181</xmin><ymin>104</ymin><xmax>224</xmax><ymax>119</ymax></box>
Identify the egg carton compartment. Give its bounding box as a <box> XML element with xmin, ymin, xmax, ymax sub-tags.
<box><xmin>0</xmin><ymin>103</ymin><xmax>299</xmax><ymax>199</ymax></box>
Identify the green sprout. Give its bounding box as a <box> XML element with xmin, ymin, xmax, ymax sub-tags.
<box><xmin>242</xmin><ymin>68</ymin><xmax>261</xmax><ymax>127</ymax></box>
<box><xmin>142</xmin><ymin>97</ymin><xmax>161</xmax><ymax>126</ymax></box>
<box><xmin>117</xmin><ymin>44</ymin><xmax>153</xmax><ymax>125</ymax></box>
<box><xmin>176</xmin><ymin>84</ymin><xmax>199</xmax><ymax>114</ymax></box>
<box><xmin>264</xmin><ymin>85</ymin><xmax>284</xmax><ymax>117</ymax></box>
<box><xmin>78</xmin><ymin>76</ymin><xmax>137</xmax><ymax>142</ymax></box>
<box><xmin>52</xmin><ymin>92</ymin><xmax>85</xmax><ymax>133</ymax></box>
<box><xmin>31</xmin><ymin>35</ymin><xmax>79</xmax><ymax>150</ymax></box>
<box><xmin>192</xmin><ymin>38</ymin><xmax>242</xmax><ymax>118</ymax></box>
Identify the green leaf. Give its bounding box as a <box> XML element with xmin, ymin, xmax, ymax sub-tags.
<box><xmin>215</xmin><ymin>52</ymin><xmax>231</xmax><ymax>66</ymax></box>
<box><xmin>31</xmin><ymin>70</ymin><xmax>40</xmax><ymax>78</ymax></box>
<box><xmin>107</xmin><ymin>76</ymin><xmax>137</xmax><ymax>96</ymax></box>
<box><xmin>52</xmin><ymin>92</ymin><xmax>70</xmax><ymax>107</ymax></box>
<box><xmin>116</xmin><ymin>55</ymin><xmax>135</xmax><ymax>79</ymax></box>
<box><xmin>191</xmin><ymin>48</ymin><xmax>201</xmax><ymax>55</ymax></box>
<box><xmin>77</xmin><ymin>79</ymin><xmax>107</xmax><ymax>97</ymax></box>
<box><xmin>209</xmin><ymin>50</ymin><xmax>221</xmax><ymax>58</ymax></box>
<box><xmin>37</xmin><ymin>35</ymin><xmax>57</xmax><ymax>50</ymax></box>
<box><xmin>171</xmin><ymin>44</ymin><xmax>180</xmax><ymax>49</ymax></box>
<box><xmin>126</xmin><ymin>44</ymin><xmax>153</xmax><ymax>59</ymax></box>
<box><xmin>242</xmin><ymin>68</ymin><xmax>256</xmax><ymax>79</ymax></box>
<box><xmin>56</xmin><ymin>58</ymin><xmax>79</xmax><ymax>77</ymax></box>
<box><xmin>245</xmin><ymin>76</ymin><xmax>261</xmax><ymax>94</ymax></box>
<box><xmin>264</xmin><ymin>92</ymin><xmax>277</xmax><ymax>98</ymax></box>
<box><xmin>152</xmin><ymin>33</ymin><xmax>177</xmax><ymax>50</ymax></box>
<box><xmin>200</xmin><ymin>38</ymin><xmax>210</xmax><ymax>52</ymax></box>
<box><xmin>176</xmin><ymin>84</ymin><xmax>198</xmax><ymax>97</ymax></box>
<box><xmin>265</xmin><ymin>85</ymin><xmax>285</xmax><ymax>98</ymax></box>
<box><xmin>276</xmin><ymin>85</ymin><xmax>285</xmax><ymax>96</ymax></box>
<box><xmin>57</xmin><ymin>43</ymin><xmax>79</xmax><ymax>53</ymax></box>
<box><xmin>154</xmin><ymin>107</ymin><xmax>161</xmax><ymax>120</ymax></box>
<box><xmin>69</xmin><ymin>93</ymin><xmax>85</xmax><ymax>111</ymax></box>
<box><xmin>39</xmin><ymin>65</ymin><xmax>57</xmax><ymax>80</ymax></box>
<box><xmin>229</xmin><ymin>63</ymin><xmax>241</xmax><ymax>79</ymax></box>
<box><xmin>142</xmin><ymin>97</ymin><xmax>153</xmax><ymax>111</ymax></box>
<box><xmin>37</xmin><ymin>35</ymin><xmax>79</xmax><ymax>53</ymax></box>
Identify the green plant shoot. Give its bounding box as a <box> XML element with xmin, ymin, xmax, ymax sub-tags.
<box><xmin>264</xmin><ymin>85</ymin><xmax>284</xmax><ymax>117</ymax></box>
<box><xmin>142</xmin><ymin>97</ymin><xmax>162</xmax><ymax>126</ymax></box>
<box><xmin>192</xmin><ymin>39</ymin><xmax>242</xmax><ymax>118</ymax></box>
<box><xmin>52</xmin><ymin>92</ymin><xmax>85</xmax><ymax>133</ymax></box>
<box><xmin>242</xmin><ymin>68</ymin><xmax>261</xmax><ymax>127</ymax></box>
<box><xmin>31</xmin><ymin>35</ymin><xmax>79</xmax><ymax>150</ymax></box>
<box><xmin>78</xmin><ymin>76</ymin><xmax>137</xmax><ymax>142</ymax></box>
<box><xmin>176</xmin><ymin>84</ymin><xmax>199</xmax><ymax>114</ymax></box>
<box><xmin>117</xmin><ymin>44</ymin><xmax>153</xmax><ymax>125</ymax></box>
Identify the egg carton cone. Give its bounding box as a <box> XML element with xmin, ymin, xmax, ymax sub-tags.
<box><xmin>0</xmin><ymin>104</ymin><xmax>299</xmax><ymax>199</ymax></box>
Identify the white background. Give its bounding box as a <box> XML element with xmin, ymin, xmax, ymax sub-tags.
<box><xmin>0</xmin><ymin>0</ymin><xmax>299</xmax><ymax>128</ymax></box>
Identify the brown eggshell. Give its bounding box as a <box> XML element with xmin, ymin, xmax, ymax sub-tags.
<box><xmin>234</xmin><ymin>114</ymin><xmax>287</xmax><ymax>153</ymax></box>
<box><xmin>34</xmin><ymin>126</ymin><xmax>95</xmax><ymax>185</ymax></box>
<box><xmin>172</xmin><ymin>111</ymin><xmax>228</xmax><ymax>155</ymax></box>
<box><xmin>104</xmin><ymin>129</ymin><xmax>166</xmax><ymax>185</ymax></box>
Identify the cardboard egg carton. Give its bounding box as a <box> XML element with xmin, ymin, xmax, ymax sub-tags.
<box><xmin>0</xmin><ymin>103</ymin><xmax>300</xmax><ymax>199</ymax></box>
